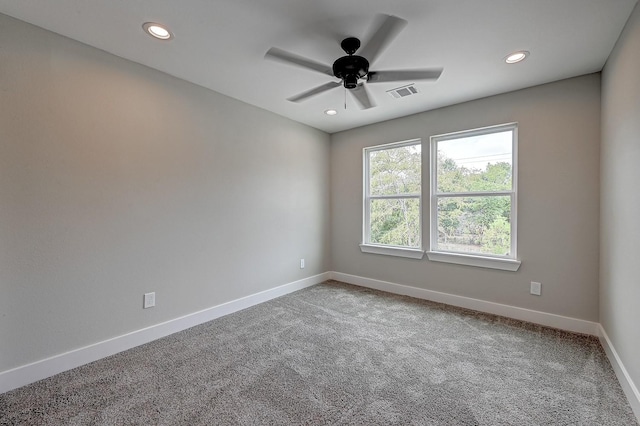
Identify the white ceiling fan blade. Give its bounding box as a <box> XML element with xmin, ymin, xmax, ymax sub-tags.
<box><xmin>358</xmin><ymin>15</ymin><xmax>408</xmax><ymax>66</ymax></box>
<box><xmin>287</xmin><ymin>81</ymin><xmax>341</xmax><ymax>103</ymax></box>
<box><xmin>350</xmin><ymin>84</ymin><xmax>375</xmax><ymax>109</ymax></box>
<box><xmin>265</xmin><ymin>48</ymin><xmax>334</xmax><ymax>77</ymax></box>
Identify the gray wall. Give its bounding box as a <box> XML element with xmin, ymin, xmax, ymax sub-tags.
<box><xmin>601</xmin><ymin>2</ymin><xmax>640</xmax><ymax>396</ymax></box>
<box><xmin>0</xmin><ymin>14</ymin><xmax>331</xmax><ymax>372</ymax></box>
<box><xmin>331</xmin><ymin>74</ymin><xmax>601</xmax><ymax>321</ymax></box>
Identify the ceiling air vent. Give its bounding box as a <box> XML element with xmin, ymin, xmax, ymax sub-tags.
<box><xmin>387</xmin><ymin>84</ymin><xmax>420</xmax><ymax>99</ymax></box>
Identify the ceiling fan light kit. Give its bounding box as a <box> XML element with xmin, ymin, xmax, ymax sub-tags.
<box><xmin>265</xmin><ymin>14</ymin><xmax>443</xmax><ymax>110</ymax></box>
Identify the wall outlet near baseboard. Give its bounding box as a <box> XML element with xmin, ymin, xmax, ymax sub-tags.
<box><xmin>143</xmin><ymin>292</ymin><xmax>156</xmax><ymax>309</ymax></box>
<box><xmin>300</xmin><ymin>259</ymin><xmax>305</xmax><ymax>269</ymax></box>
<box><xmin>530</xmin><ymin>282</ymin><xmax>542</xmax><ymax>296</ymax></box>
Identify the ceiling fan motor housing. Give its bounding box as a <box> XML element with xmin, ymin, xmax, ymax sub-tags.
<box><xmin>333</xmin><ymin>55</ymin><xmax>369</xmax><ymax>89</ymax></box>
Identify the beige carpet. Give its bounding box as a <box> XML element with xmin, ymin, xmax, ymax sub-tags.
<box><xmin>1</xmin><ymin>280</ymin><xmax>637</xmax><ymax>425</ymax></box>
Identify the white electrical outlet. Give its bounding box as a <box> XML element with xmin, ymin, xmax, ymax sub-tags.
<box><xmin>143</xmin><ymin>292</ymin><xmax>156</xmax><ymax>309</ymax></box>
<box><xmin>300</xmin><ymin>259</ymin><xmax>305</xmax><ymax>269</ymax></box>
<box><xmin>530</xmin><ymin>282</ymin><xmax>542</xmax><ymax>296</ymax></box>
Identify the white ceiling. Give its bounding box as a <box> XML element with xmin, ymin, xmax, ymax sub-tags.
<box><xmin>0</xmin><ymin>0</ymin><xmax>637</xmax><ymax>134</ymax></box>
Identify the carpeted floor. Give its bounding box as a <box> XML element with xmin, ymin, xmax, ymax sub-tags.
<box><xmin>1</xmin><ymin>280</ymin><xmax>637</xmax><ymax>425</ymax></box>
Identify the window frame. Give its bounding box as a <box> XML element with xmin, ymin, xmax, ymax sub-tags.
<box><xmin>360</xmin><ymin>138</ymin><xmax>425</xmax><ymax>259</ymax></box>
<box><xmin>427</xmin><ymin>123</ymin><xmax>521</xmax><ymax>271</ymax></box>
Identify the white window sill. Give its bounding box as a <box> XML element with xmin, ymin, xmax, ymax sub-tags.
<box><xmin>426</xmin><ymin>251</ymin><xmax>521</xmax><ymax>271</ymax></box>
<box><xmin>360</xmin><ymin>244</ymin><xmax>425</xmax><ymax>259</ymax></box>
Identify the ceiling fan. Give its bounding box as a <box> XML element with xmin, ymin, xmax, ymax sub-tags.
<box><xmin>265</xmin><ymin>14</ymin><xmax>443</xmax><ymax>110</ymax></box>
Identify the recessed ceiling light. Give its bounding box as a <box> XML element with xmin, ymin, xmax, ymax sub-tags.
<box><xmin>143</xmin><ymin>22</ymin><xmax>173</xmax><ymax>40</ymax></box>
<box><xmin>324</xmin><ymin>109</ymin><xmax>338</xmax><ymax>116</ymax></box>
<box><xmin>505</xmin><ymin>51</ymin><xmax>529</xmax><ymax>64</ymax></box>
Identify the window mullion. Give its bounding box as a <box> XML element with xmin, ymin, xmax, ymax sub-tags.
<box><xmin>435</xmin><ymin>190</ymin><xmax>512</xmax><ymax>197</ymax></box>
<box><xmin>369</xmin><ymin>194</ymin><xmax>420</xmax><ymax>200</ymax></box>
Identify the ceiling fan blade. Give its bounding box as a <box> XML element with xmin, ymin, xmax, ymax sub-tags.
<box><xmin>350</xmin><ymin>84</ymin><xmax>375</xmax><ymax>109</ymax></box>
<box><xmin>265</xmin><ymin>48</ymin><xmax>334</xmax><ymax>77</ymax></box>
<box><xmin>287</xmin><ymin>81</ymin><xmax>341</xmax><ymax>103</ymax></box>
<box><xmin>367</xmin><ymin>69</ymin><xmax>443</xmax><ymax>83</ymax></box>
<box><xmin>358</xmin><ymin>15</ymin><xmax>408</xmax><ymax>66</ymax></box>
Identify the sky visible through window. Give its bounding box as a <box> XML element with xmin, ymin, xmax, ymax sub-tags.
<box><xmin>438</xmin><ymin>131</ymin><xmax>512</xmax><ymax>171</ymax></box>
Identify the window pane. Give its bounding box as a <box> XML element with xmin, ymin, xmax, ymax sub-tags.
<box><xmin>370</xmin><ymin>144</ymin><xmax>421</xmax><ymax>196</ymax></box>
<box><xmin>370</xmin><ymin>198</ymin><xmax>420</xmax><ymax>248</ymax></box>
<box><xmin>436</xmin><ymin>196</ymin><xmax>511</xmax><ymax>256</ymax></box>
<box><xmin>437</xmin><ymin>131</ymin><xmax>512</xmax><ymax>193</ymax></box>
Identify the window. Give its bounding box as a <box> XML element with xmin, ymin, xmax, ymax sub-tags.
<box><xmin>361</xmin><ymin>139</ymin><xmax>424</xmax><ymax>259</ymax></box>
<box><xmin>428</xmin><ymin>123</ymin><xmax>521</xmax><ymax>271</ymax></box>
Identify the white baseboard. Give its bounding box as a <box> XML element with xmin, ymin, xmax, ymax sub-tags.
<box><xmin>598</xmin><ymin>325</ymin><xmax>640</xmax><ymax>422</ymax></box>
<box><xmin>330</xmin><ymin>272</ymin><xmax>599</xmax><ymax>336</ymax></box>
<box><xmin>0</xmin><ymin>272</ymin><xmax>329</xmax><ymax>395</ymax></box>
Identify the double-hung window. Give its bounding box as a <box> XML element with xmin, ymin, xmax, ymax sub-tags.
<box><xmin>361</xmin><ymin>139</ymin><xmax>424</xmax><ymax>259</ymax></box>
<box><xmin>427</xmin><ymin>123</ymin><xmax>521</xmax><ymax>271</ymax></box>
